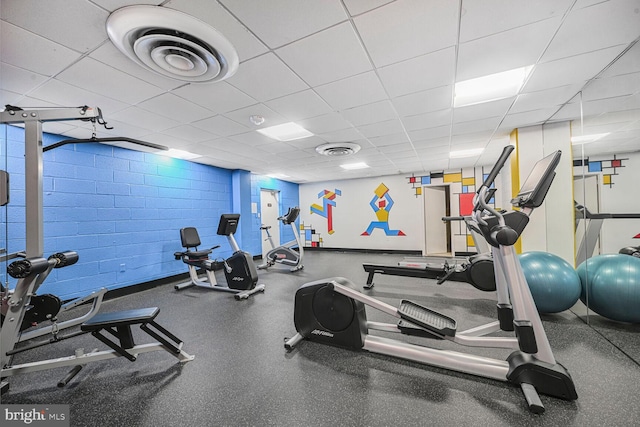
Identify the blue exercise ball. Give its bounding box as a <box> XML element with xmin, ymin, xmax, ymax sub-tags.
<box><xmin>519</xmin><ymin>252</ymin><xmax>581</xmax><ymax>314</ymax></box>
<box><xmin>576</xmin><ymin>254</ymin><xmax>621</xmax><ymax>303</ymax></box>
<box><xmin>580</xmin><ymin>254</ymin><xmax>640</xmax><ymax>323</ymax></box>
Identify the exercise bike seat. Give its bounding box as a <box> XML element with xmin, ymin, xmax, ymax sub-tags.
<box><xmin>178</xmin><ymin>227</ymin><xmax>218</xmax><ymax>258</ymax></box>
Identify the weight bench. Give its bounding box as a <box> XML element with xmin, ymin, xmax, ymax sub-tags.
<box><xmin>81</xmin><ymin>307</ymin><xmax>189</xmax><ymax>362</ymax></box>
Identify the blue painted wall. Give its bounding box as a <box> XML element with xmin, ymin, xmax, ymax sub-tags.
<box><xmin>1</xmin><ymin>125</ymin><xmax>299</xmax><ymax>300</ymax></box>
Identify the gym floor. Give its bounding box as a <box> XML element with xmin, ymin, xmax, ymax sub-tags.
<box><xmin>2</xmin><ymin>251</ymin><xmax>639</xmax><ymax>426</ymax></box>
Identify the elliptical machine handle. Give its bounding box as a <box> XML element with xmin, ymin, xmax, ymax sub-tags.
<box><xmin>479</xmin><ymin>145</ymin><xmax>514</xmax><ymax>192</ymax></box>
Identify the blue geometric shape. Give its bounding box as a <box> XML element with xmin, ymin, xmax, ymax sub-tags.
<box><xmin>588</xmin><ymin>161</ymin><xmax>602</xmax><ymax>172</ymax></box>
<box><xmin>421</xmin><ymin>176</ymin><xmax>430</xmax><ymax>184</ymax></box>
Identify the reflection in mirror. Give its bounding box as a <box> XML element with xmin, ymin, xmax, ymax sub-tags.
<box><xmin>554</xmin><ymin>40</ymin><xmax>640</xmax><ymax>359</ymax></box>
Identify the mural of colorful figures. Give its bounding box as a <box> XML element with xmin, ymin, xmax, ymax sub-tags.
<box><xmin>573</xmin><ymin>154</ymin><xmax>628</xmax><ymax>187</ymax></box>
<box><xmin>361</xmin><ymin>183</ymin><xmax>405</xmax><ymax>236</ymax></box>
<box><xmin>310</xmin><ymin>188</ymin><xmax>341</xmax><ymax>234</ymax></box>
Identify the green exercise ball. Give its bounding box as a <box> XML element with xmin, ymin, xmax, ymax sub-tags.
<box><xmin>519</xmin><ymin>252</ymin><xmax>581</xmax><ymax>314</ymax></box>
<box><xmin>578</xmin><ymin>254</ymin><xmax>640</xmax><ymax>323</ymax></box>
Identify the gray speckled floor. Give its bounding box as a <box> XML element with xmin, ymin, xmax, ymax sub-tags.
<box><xmin>2</xmin><ymin>251</ymin><xmax>639</xmax><ymax>426</ymax></box>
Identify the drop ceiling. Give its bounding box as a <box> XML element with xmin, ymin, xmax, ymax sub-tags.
<box><xmin>1</xmin><ymin>0</ymin><xmax>639</xmax><ymax>183</ymax></box>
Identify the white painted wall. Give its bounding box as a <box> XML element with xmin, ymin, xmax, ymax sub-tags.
<box><xmin>515</xmin><ymin>123</ymin><xmax>575</xmax><ymax>265</ymax></box>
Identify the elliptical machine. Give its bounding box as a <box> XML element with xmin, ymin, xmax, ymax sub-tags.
<box><xmin>258</xmin><ymin>207</ymin><xmax>304</xmax><ymax>272</ymax></box>
<box><xmin>174</xmin><ymin>214</ymin><xmax>265</xmax><ymax>300</ymax></box>
<box><xmin>285</xmin><ymin>146</ymin><xmax>577</xmax><ymax>414</ymax></box>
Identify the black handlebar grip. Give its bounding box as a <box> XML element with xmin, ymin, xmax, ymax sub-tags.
<box><xmin>49</xmin><ymin>251</ymin><xmax>79</xmax><ymax>268</ymax></box>
<box><xmin>481</xmin><ymin>145</ymin><xmax>515</xmax><ymax>189</ymax></box>
<box><xmin>441</xmin><ymin>216</ymin><xmax>464</xmax><ymax>222</ymax></box>
<box><xmin>7</xmin><ymin>257</ymin><xmax>50</xmax><ymax>278</ymax></box>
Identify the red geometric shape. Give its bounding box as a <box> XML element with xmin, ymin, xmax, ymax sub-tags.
<box><xmin>634</xmin><ymin>233</ymin><xmax>640</xmax><ymax>239</ymax></box>
<box><xmin>409</xmin><ymin>176</ymin><xmax>416</xmax><ymax>183</ymax></box>
<box><xmin>378</xmin><ymin>200</ymin><xmax>386</xmax><ymax>208</ymax></box>
<box><xmin>459</xmin><ymin>192</ymin><xmax>475</xmax><ymax>216</ymax></box>
<box><xmin>612</xmin><ymin>159</ymin><xmax>622</xmax><ymax>167</ymax></box>
<box><xmin>398</xmin><ymin>230</ymin><xmax>406</xmax><ymax>236</ymax></box>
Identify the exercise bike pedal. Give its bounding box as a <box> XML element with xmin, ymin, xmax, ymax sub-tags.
<box><xmin>397</xmin><ymin>320</ymin><xmax>446</xmax><ymax>339</ymax></box>
<box><xmin>397</xmin><ymin>300</ymin><xmax>456</xmax><ymax>338</ymax></box>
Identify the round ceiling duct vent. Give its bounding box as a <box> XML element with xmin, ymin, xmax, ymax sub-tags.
<box><xmin>315</xmin><ymin>142</ymin><xmax>361</xmax><ymax>157</ymax></box>
<box><xmin>106</xmin><ymin>5</ymin><xmax>239</xmax><ymax>83</ymax></box>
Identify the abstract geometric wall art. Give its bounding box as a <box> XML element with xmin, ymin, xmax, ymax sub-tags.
<box><xmin>310</xmin><ymin>188</ymin><xmax>341</xmax><ymax>234</ymax></box>
<box><xmin>361</xmin><ymin>183</ymin><xmax>405</xmax><ymax>236</ymax></box>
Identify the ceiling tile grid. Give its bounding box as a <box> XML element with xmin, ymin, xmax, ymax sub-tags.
<box><xmin>0</xmin><ymin>0</ymin><xmax>638</xmax><ymax>182</ymax></box>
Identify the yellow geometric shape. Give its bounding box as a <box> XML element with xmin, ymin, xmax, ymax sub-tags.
<box><xmin>603</xmin><ymin>175</ymin><xmax>611</xmax><ymax>185</ymax></box>
<box><xmin>462</xmin><ymin>177</ymin><xmax>475</xmax><ymax>186</ymax></box>
<box><xmin>375</xmin><ymin>183</ymin><xmax>389</xmax><ymax>198</ymax></box>
<box><xmin>467</xmin><ymin>234</ymin><xmax>475</xmax><ymax>247</ymax></box>
<box><xmin>444</xmin><ymin>172</ymin><xmax>462</xmax><ymax>183</ymax></box>
<box><xmin>415</xmin><ymin>187</ymin><xmax>422</xmax><ymax>196</ymax></box>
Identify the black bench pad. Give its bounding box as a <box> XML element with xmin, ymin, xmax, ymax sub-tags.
<box><xmin>81</xmin><ymin>307</ymin><xmax>159</xmax><ymax>331</ymax></box>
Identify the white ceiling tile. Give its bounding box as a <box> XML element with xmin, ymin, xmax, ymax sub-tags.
<box><xmin>137</xmin><ymin>93</ymin><xmax>214</xmax><ymax>123</ymax></box>
<box><xmin>298</xmin><ymin>113</ymin><xmax>353</xmax><ymax>135</ymax></box>
<box><xmin>499</xmin><ymin>108</ymin><xmax>560</xmax><ymax>131</ymax></box>
<box><xmin>218</xmin><ymin>0</ymin><xmax>347</xmax><ymax>48</ymax></box>
<box><xmin>402</xmin><ymin>109</ymin><xmax>452</xmax><ymax>132</ymax></box>
<box><xmin>1</xmin><ymin>23</ymin><xmax>81</xmax><ymax>77</ymax></box>
<box><xmin>1</xmin><ymin>0</ymin><xmax>109</xmax><ymax>52</ymax></box>
<box><xmin>28</xmin><ymin>78</ymin><xmax>129</xmax><ymax>114</ymax></box>
<box><xmin>453</xmin><ymin>98</ymin><xmax>515</xmax><ymax>123</ymax></box>
<box><xmin>541</xmin><ymin>0</ymin><xmax>640</xmax><ymax>62</ymax></box>
<box><xmin>343</xmin><ymin>0</ymin><xmax>394</xmax><ymax>16</ymax></box>
<box><xmin>354</xmin><ymin>0</ymin><xmax>459</xmax><ymax>67</ymax></box>
<box><xmin>172</xmin><ymin>82</ymin><xmax>257</xmax><ymax>115</ymax></box>
<box><xmin>378</xmin><ymin>48</ymin><xmax>456</xmax><ymax>97</ymax></box>
<box><xmin>227</xmin><ymin>53</ymin><xmax>309</xmax><ymax>102</ymax></box>
<box><xmin>367</xmin><ymin>132</ymin><xmax>409</xmax><ymax>147</ymax></box>
<box><xmin>161</xmin><ymin>125</ymin><xmax>216</xmax><ymax>143</ymax></box>
<box><xmin>265</xmin><ymin>90</ymin><xmax>333</xmax><ymax>121</ymax></box>
<box><xmin>600</xmin><ymin>42</ymin><xmax>640</xmax><ymax>78</ymax></box>
<box><xmin>408</xmin><ymin>125</ymin><xmax>451</xmax><ymax>142</ymax></box>
<box><xmin>582</xmin><ymin>72</ymin><xmax>640</xmax><ymax>101</ymax></box>
<box><xmin>317</xmin><ymin>129</ymin><xmax>365</xmax><ymax>143</ymax></box>
<box><xmin>511</xmin><ymin>84</ymin><xmax>582</xmax><ymax>114</ymax></box>
<box><xmin>277</xmin><ymin>22</ymin><xmax>372</xmax><ymax>87</ymax></box>
<box><xmin>315</xmin><ymin>71</ymin><xmax>387</xmax><ymax>110</ymax></box>
<box><xmin>452</xmin><ymin>117</ymin><xmax>502</xmax><ymax>135</ymax></box>
<box><xmin>165</xmin><ymin>0</ymin><xmax>268</xmax><ymax>61</ymax></box>
<box><xmin>524</xmin><ymin>46</ymin><xmax>624</xmax><ymax>92</ymax></box>
<box><xmin>459</xmin><ymin>0</ymin><xmax>573</xmax><ymax>43</ymax></box>
<box><xmin>223</xmin><ymin>104</ymin><xmax>287</xmax><ymax>130</ymax></box>
<box><xmin>192</xmin><ymin>115</ymin><xmax>251</xmax><ymax>137</ymax></box>
<box><xmin>457</xmin><ymin>18</ymin><xmax>561</xmax><ymax>81</ymax></box>
<box><xmin>56</xmin><ymin>57</ymin><xmax>166</xmax><ymax>104</ymax></box>
<box><xmin>340</xmin><ymin>100</ymin><xmax>398</xmax><ymax>126</ymax></box>
<box><xmin>358</xmin><ymin>119</ymin><xmax>405</xmax><ymax>138</ymax></box>
<box><xmin>109</xmin><ymin>106</ymin><xmax>182</xmax><ymax>132</ymax></box>
<box><xmin>392</xmin><ymin>86</ymin><xmax>453</xmax><ymax>117</ymax></box>
<box><xmin>0</xmin><ymin>63</ymin><xmax>49</xmax><ymax>96</ymax></box>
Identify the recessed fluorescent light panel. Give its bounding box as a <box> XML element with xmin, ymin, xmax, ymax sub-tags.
<box><xmin>571</xmin><ymin>133</ymin><xmax>610</xmax><ymax>144</ymax></box>
<box><xmin>256</xmin><ymin>122</ymin><xmax>313</xmax><ymax>141</ymax></box>
<box><xmin>450</xmin><ymin>148</ymin><xmax>484</xmax><ymax>158</ymax></box>
<box><xmin>454</xmin><ymin>66</ymin><xmax>533</xmax><ymax>107</ymax></box>
<box><xmin>340</xmin><ymin>162</ymin><xmax>369</xmax><ymax>170</ymax></box>
<box><xmin>163</xmin><ymin>148</ymin><xmax>202</xmax><ymax>160</ymax></box>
